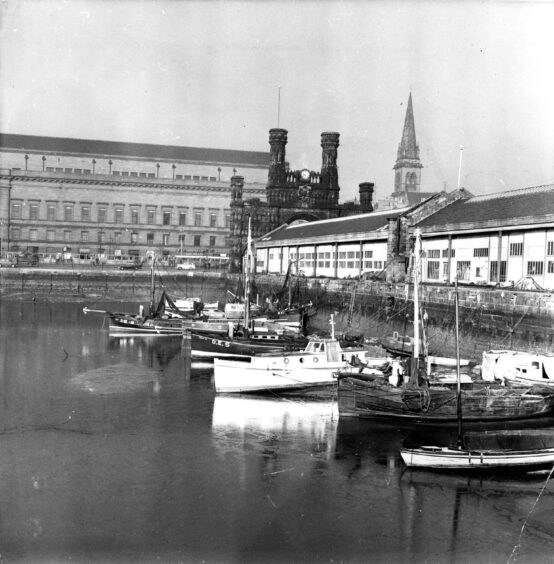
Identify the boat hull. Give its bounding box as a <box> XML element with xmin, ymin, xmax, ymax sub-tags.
<box><xmin>401</xmin><ymin>446</ymin><xmax>554</xmax><ymax>471</ymax></box>
<box><xmin>189</xmin><ymin>331</ymin><xmax>302</xmax><ymax>359</ymax></box>
<box><xmin>109</xmin><ymin>316</ymin><xmax>183</xmax><ymax>337</ymax></box>
<box><xmin>338</xmin><ymin>376</ymin><xmax>554</xmax><ymax>421</ymax></box>
<box><xmin>214</xmin><ymin>359</ymin><xmax>338</xmax><ymax>393</ymax></box>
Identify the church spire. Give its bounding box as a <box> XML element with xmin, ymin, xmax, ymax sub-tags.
<box><xmin>397</xmin><ymin>92</ymin><xmax>419</xmax><ymax>161</ymax></box>
<box><xmin>393</xmin><ymin>92</ymin><xmax>423</xmax><ymax>194</ymax></box>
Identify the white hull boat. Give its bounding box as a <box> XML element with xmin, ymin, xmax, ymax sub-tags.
<box><xmin>213</xmin><ymin>337</ymin><xmax>385</xmax><ymax>394</ymax></box>
<box><xmin>481</xmin><ymin>350</ymin><xmax>554</xmax><ymax>386</ymax></box>
<box><xmin>401</xmin><ymin>445</ymin><xmax>554</xmax><ymax>472</ymax></box>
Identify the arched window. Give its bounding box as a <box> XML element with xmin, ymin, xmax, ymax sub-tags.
<box><xmin>406</xmin><ymin>172</ymin><xmax>418</xmax><ymax>190</ymax></box>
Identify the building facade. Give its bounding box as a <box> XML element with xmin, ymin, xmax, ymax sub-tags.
<box><xmin>254</xmin><ymin>184</ymin><xmax>554</xmax><ymax>291</ymax></box>
<box><xmin>229</xmin><ymin>128</ymin><xmax>375</xmax><ymax>271</ymax></box>
<box><xmin>0</xmin><ymin>134</ymin><xmax>269</xmax><ymax>264</ymax></box>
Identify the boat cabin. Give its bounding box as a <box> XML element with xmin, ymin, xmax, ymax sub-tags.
<box><xmin>482</xmin><ymin>350</ymin><xmax>554</xmax><ymax>384</ymax></box>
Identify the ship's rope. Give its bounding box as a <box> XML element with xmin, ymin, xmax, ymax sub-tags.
<box><xmin>507</xmin><ymin>462</ymin><xmax>554</xmax><ymax>563</ymax></box>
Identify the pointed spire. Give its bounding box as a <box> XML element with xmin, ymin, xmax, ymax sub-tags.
<box><xmin>397</xmin><ymin>93</ymin><xmax>419</xmax><ymax>161</ymax></box>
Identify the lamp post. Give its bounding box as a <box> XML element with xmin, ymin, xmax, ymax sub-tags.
<box><xmin>42</xmin><ymin>156</ymin><xmax>46</xmax><ymax>171</ymax></box>
<box><xmin>92</xmin><ymin>159</ymin><xmax>96</xmax><ymax>174</ymax></box>
<box><xmin>156</xmin><ymin>163</ymin><xmax>160</xmax><ymax>178</ymax></box>
<box><xmin>218</xmin><ymin>167</ymin><xmax>221</xmax><ymax>181</ymax></box>
<box><xmin>172</xmin><ymin>164</ymin><xmax>176</xmax><ymax>180</ymax></box>
<box><xmin>109</xmin><ymin>160</ymin><xmax>113</xmax><ymax>174</ymax></box>
<box><xmin>24</xmin><ymin>154</ymin><xmax>28</xmax><ymax>171</ymax></box>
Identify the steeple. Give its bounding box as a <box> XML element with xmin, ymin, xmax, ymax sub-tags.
<box><xmin>397</xmin><ymin>93</ymin><xmax>419</xmax><ymax>161</ymax></box>
<box><xmin>393</xmin><ymin>92</ymin><xmax>423</xmax><ymax>194</ymax></box>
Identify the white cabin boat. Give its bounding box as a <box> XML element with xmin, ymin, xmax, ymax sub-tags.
<box><xmin>481</xmin><ymin>350</ymin><xmax>554</xmax><ymax>386</ymax></box>
<box><xmin>213</xmin><ymin>338</ymin><xmax>385</xmax><ymax>393</ymax></box>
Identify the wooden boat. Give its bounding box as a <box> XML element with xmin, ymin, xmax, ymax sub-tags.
<box><xmin>337</xmin><ymin>230</ymin><xmax>554</xmax><ymax>423</ymax></box>
<box><xmin>481</xmin><ymin>350</ymin><xmax>554</xmax><ymax>387</ymax></box>
<box><xmin>400</xmin><ymin>279</ymin><xmax>554</xmax><ymax>473</ymax></box>
<box><xmin>401</xmin><ymin>430</ymin><xmax>554</xmax><ymax>472</ymax></box>
<box><xmin>188</xmin><ymin>329</ymin><xmax>305</xmax><ymax>359</ymax></box>
<box><xmin>380</xmin><ymin>331</ymin><xmax>420</xmax><ymax>357</ymax></box>
<box><xmin>213</xmin><ymin>316</ymin><xmax>387</xmax><ymax>393</ymax></box>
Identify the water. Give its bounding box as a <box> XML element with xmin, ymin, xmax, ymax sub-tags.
<box><xmin>1</xmin><ymin>298</ymin><xmax>553</xmax><ymax>563</ymax></box>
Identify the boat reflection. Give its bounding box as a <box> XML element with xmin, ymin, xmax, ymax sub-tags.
<box><xmin>211</xmin><ymin>395</ymin><xmax>339</xmax><ymax>465</ymax></box>
<box><xmin>108</xmin><ymin>335</ymin><xmax>183</xmax><ymax>368</ymax></box>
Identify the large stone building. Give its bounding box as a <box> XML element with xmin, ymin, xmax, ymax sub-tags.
<box><xmin>229</xmin><ymin>129</ymin><xmax>375</xmax><ymax>271</ymax></box>
<box><xmin>0</xmin><ymin>134</ymin><xmax>269</xmax><ymax>264</ymax></box>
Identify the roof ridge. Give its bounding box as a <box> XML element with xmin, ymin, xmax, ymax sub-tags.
<box><xmin>470</xmin><ymin>184</ymin><xmax>554</xmax><ymax>202</ymax></box>
<box><xmin>284</xmin><ymin>207</ymin><xmax>410</xmax><ymax>230</ymax></box>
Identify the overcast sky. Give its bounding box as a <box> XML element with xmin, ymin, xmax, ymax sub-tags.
<box><xmin>1</xmin><ymin>0</ymin><xmax>553</xmax><ymax>203</ymax></box>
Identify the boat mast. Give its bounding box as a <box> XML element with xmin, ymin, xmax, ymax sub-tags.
<box><xmin>454</xmin><ymin>279</ymin><xmax>464</xmax><ymax>449</ymax></box>
<box><xmin>244</xmin><ymin>217</ymin><xmax>253</xmax><ymax>334</ymax></box>
<box><xmin>410</xmin><ymin>228</ymin><xmax>421</xmax><ymax>384</ymax></box>
<box><xmin>150</xmin><ymin>256</ymin><xmax>156</xmax><ymax>315</ymax></box>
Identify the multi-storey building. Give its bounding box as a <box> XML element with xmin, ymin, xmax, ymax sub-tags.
<box><xmin>0</xmin><ymin>134</ymin><xmax>268</xmax><ymax>263</ymax></box>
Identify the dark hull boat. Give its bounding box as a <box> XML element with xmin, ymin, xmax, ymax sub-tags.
<box><xmin>187</xmin><ymin>330</ymin><xmax>307</xmax><ymax>359</ymax></box>
<box><xmin>337</xmin><ymin>377</ymin><xmax>554</xmax><ymax>422</ymax></box>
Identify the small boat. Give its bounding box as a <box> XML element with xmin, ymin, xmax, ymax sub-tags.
<box><xmin>481</xmin><ymin>350</ymin><xmax>554</xmax><ymax>387</ymax></box>
<box><xmin>400</xmin><ymin>280</ymin><xmax>554</xmax><ymax>473</ymax></box>
<box><xmin>380</xmin><ymin>331</ymin><xmax>420</xmax><ymax>357</ymax></box>
<box><xmin>400</xmin><ymin>442</ymin><xmax>554</xmax><ymax>472</ymax></box>
<box><xmin>213</xmin><ymin>316</ymin><xmax>386</xmax><ymax>394</ymax></box>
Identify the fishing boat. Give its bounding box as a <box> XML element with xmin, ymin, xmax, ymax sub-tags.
<box><xmin>481</xmin><ymin>349</ymin><xmax>554</xmax><ymax>387</ymax></box>
<box><xmin>213</xmin><ymin>315</ymin><xmax>386</xmax><ymax>393</ymax></box>
<box><xmin>337</xmin><ymin>229</ymin><xmax>554</xmax><ymax>422</ymax></box>
<box><xmin>187</xmin><ymin>328</ymin><xmax>305</xmax><ymax>359</ymax></box>
<box><xmin>187</xmin><ymin>217</ymin><xmax>308</xmax><ymax>359</ymax></box>
<box><xmin>84</xmin><ymin>260</ymin><xmax>195</xmax><ymax>336</ymax></box>
<box><xmin>400</xmin><ymin>282</ymin><xmax>554</xmax><ymax>472</ymax></box>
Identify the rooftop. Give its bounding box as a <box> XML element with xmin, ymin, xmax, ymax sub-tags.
<box><xmin>258</xmin><ymin>208</ymin><xmax>410</xmax><ymax>245</ymax></box>
<box><xmin>417</xmin><ymin>184</ymin><xmax>554</xmax><ymax>232</ymax></box>
<box><xmin>0</xmin><ymin>133</ymin><xmax>270</xmax><ymax>167</ymax></box>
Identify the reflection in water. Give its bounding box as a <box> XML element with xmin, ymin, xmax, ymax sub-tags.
<box><xmin>212</xmin><ymin>395</ymin><xmax>338</xmax><ymax>488</ymax></box>
<box><xmin>71</xmin><ymin>362</ymin><xmax>161</xmax><ymax>394</ymax></box>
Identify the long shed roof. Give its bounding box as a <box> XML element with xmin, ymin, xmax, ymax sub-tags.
<box><xmin>417</xmin><ymin>184</ymin><xmax>554</xmax><ymax>233</ymax></box>
<box><xmin>0</xmin><ymin>133</ymin><xmax>270</xmax><ymax>167</ymax></box>
<box><xmin>258</xmin><ymin>208</ymin><xmax>409</xmax><ymax>246</ymax></box>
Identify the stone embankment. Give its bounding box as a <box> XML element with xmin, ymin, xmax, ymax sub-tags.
<box><xmin>2</xmin><ymin>268</ymin><xmax>553</xmax><ymax>359</ymax></box>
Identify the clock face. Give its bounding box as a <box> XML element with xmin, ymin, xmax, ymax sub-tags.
<box><xmin>300</xmin><ymin>169</ymin><xmax>310</xmax><ymax>181</ymax></box>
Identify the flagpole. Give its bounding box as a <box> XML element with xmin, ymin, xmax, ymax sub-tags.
<box><xmin>457</xmin><ymin>146</ymin><xmax>464</xmax><ymax>189</ymax></box>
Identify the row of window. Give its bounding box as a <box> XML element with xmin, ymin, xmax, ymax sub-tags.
<box><xmin>10</xmin><ymin>202</ymin><xmax>231</xmax><ymax>228</ymax></box>
<box><xmin>426</xmin><ymin>259</ymin><xmax>554</xmax><ymax>281</ymax></box>
<box><xmin>10</xmin><ymin>228</ymin><xmax>218</xmax><ymax>247</ymax></box>
<box><xmin>426</xmin><ymin>242</ymin><xmax>554</xmax><ymax>259</ymax></box>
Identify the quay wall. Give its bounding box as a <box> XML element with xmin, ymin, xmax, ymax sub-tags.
<box><xmin>1</xmin><ymin>268</ymin><xmax>553</xmax><ymax>360</ymax></box>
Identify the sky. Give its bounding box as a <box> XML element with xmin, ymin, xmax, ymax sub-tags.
<box><xmin>1</xmin><ymin>0</ymin><xmax>553</xmax><ymax>204</ymax></box>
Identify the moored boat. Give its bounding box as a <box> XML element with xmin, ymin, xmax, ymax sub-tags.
<box><xmin>337</xmin><ymin>230</ymin><xmax>554</xmax><ymax>423</ymax></box>
<box><xmin>481</xmin><ymin>349</ymin><xmax>554</xmax><ymax>386</ymax></box>
<box><xmin>213</xmin><ymin>326</ymin><xmax>387</xmax><ymax>394</ymax></box>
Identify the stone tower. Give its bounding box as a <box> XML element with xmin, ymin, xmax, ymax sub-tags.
<box><xmin>393</xmin><ymin>93</ymin><xmax>423</xmax><ymax>194</ymax></box>
<box><xmin>358</xmin><ymin>182</ymin><xmax>374</xmax><ymax>212</ymax></box>
<box><xmin>266</xmin><ymin>128</ymin><xmax>288</xmax><ymax>207</ymax></box>
<box><xmin>318</xmin><ymin>132</ymin><xmax>340</xmax><ymax>207</ymax></box>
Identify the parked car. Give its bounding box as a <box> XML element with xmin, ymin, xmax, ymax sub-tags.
<box><xmin>119</xmin><ymin>261</ymin><xmax>143</xmax><ymax>270</ymax></box>
<box><xmin>176</xmin><ymin>262</ymin><xmax>196</xmax><ymax>270</ymax></box>
<box><xmin>0</xmin><ymin>257</ymin><xmax>16</xmax><ymax>267</ymax></box>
